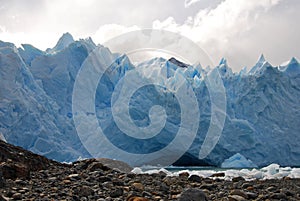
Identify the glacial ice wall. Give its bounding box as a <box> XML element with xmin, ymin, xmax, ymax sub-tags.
<box><xmin>0</xmin><ymin>33</ymin><xmax>299</xmax><ymax>167</ymax></box>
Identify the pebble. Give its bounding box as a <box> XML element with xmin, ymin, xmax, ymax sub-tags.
<box><xmin>230</xmin><ymin>189</ymin><xmax>248</xmax><ymax>199</ymax></box>
<box><xmin>270</xmin><ymin>192</ymin><xmax>287</xmax><ymax>199</ymax></box>
<box><xmin>110</xmin><ymin>188</ymin><xmax>123</xmax><ymax>198</ymax></box>
<box><xmin>210</xmin><ymin>172</ymin><xmax>225</xmax><ymax>177</ymax></box>
<box><xmin>228</xmin><ymin>195</ymin><xmax>247</xmax><ymax>201</ymax></box>
<box><xmin>178</xmin><ymin>188</ymin><xmax>207</xmax><ymax>201</ymax></box>
<box><xmin>188</xmin><ymin>175</ymin><xmax>202</xmax><ymax>183</ymax></box>
<box><xmin>179</xmin><ymin>172</ymin><xmax>189</xmax><ymax>177</ymax></box>
<box><xmin>127</xmin><ymin>196</ymin><xmax>149</xmax><ymax>201</ymax></box>
<box><xmin>131</xmin><ymin>182</ymin><xmax>144</xmax><ymax>191</ymax></box>
<box><xmin>62</xmin><ymin>179</ymin><xmax>71</xmax><ymax>184</ymax></box>
<box><xmin>245</xmin><ymin>191</ymin><xmax>258</xmax><ymax>199</ymax></box>
<box><xmin>232</xmin><ymin>176</ymin><xmax>245</xmax><ymax>182</ymax></box>
<box><xmin>77</xmin><ymin>186</ymin><xmax>94</xmax><ymax>197</ymax></box>
<box><xmin>0</xmin><ymin>172</ymin><xmax>5</xmax><ymax>188</ymax></box>
<box><xmin>67</xmin><ymin>174</ymin><xmax>79</xmax><ymax>179</ymax></box>
<box><xmin>241</xmin><ymin>182</ymin><xmax>251</xmax><ymax>189</ymax></box>
<box><xmin>200</xmin><ymin>183</ymin><xmax>217</xmax><ymax>191</ymax></box>
<box><xmin>267</xmin><ymin>186</ymin><xmax>277</xmax><ymax>192</ymax></box>
<box><xmin>246</xmin><ymin>186</ymin><xmax>254</xmax><ymax>191</ymax></box>
<box><xmin>12</xmin><ymin>193</ymin><xmax>22</xmax><ymax>200</ymax></box>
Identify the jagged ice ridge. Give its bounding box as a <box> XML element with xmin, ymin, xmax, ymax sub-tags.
<box><xmin>0</xmin><ymin>33</ymin><xmax>299</xmax><ymax>167</ymax></box>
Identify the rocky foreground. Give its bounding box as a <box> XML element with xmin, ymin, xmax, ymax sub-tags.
<box><xmin>1</xmin><ymin>140</ymin><xmax>300</xmax><ymax>201</ymax></box>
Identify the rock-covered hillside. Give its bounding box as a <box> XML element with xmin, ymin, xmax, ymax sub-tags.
<box><xmin>1</xmin><ymin>140</ymin><xmax>300</xmax><ymax>200</ymax></box>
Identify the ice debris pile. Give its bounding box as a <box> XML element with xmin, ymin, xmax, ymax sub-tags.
<box><xmin>0</xmin><ymin>33</ymin><xmax>300</xmax><ymax>167</ymax></box>
<box><xmin>132</xmin><ymin>163</ymin><xmax>300</xmax><ymax>180</ymax></box>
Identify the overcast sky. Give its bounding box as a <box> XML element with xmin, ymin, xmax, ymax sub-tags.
<box><xmin>0</xmin><ymin>0</ymin><xmax>299</xmax><ymax>71</ymax></box>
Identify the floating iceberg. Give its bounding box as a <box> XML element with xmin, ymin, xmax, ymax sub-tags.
<box><xmin>221</xmin><ymin>153</ymin><xmax>258</xmax><ymax>168</ymax></box>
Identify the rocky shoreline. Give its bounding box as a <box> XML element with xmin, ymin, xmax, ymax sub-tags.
<box><xmin>1</xmin><ymin>140</ymin><xmax>300</xmax><ymax>200</ymax></box>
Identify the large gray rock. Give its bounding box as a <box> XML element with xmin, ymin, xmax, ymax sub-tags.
<box><xmin>178</xmin><ymin>188</ymin><xmax>207</xmax><ymax>201</ymax></box>
<box><xmin>96</xmin><ymin>158</ymin><xmax>133</xmax><ymax>173</ymax></box>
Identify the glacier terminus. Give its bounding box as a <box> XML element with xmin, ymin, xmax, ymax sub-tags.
<box><xmin>0</xmin><ymin>33</ymin><xmax>300</xmax><ymax>168</ymax></box>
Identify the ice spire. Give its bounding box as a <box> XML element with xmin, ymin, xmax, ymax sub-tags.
<box><xmin>219</xmin><ymin>57</ymin><xmax>227</xmax><ymax>66</ymax></box>
<box><xmin>249</xmin><ymin>54</ymin><xmax>268</xmax><ymax>75</ymax></box>
<box><xmin>49</xmin><ymin>32</ymin><xmax>74</xmax><ymax>53</ymax></box>
<box><xmin>258</xmin><ymin>54</ymin><xmax>266</xmax><ymax>64</ymax></box>
<box><xmin>288</xmin><ymin>57</ymin><xmax>299</xmax><ymax>65</ymax></box>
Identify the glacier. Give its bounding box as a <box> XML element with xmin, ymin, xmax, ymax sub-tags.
<box><xmin>0</xmin><ymin>33</ymin><xmax>300</xmax><ymax>167</ymax></box>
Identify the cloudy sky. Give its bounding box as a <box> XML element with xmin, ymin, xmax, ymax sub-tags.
<box><xmin>0</xmin><ymin>0</ymin><xmax>299</xmax><ymax>71</ymax></box>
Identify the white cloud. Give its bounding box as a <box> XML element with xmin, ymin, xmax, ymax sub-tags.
<box><xmin>184</xmin><ymin>0</ymin><xmax>203</xmax><ymax>8</ymax></box>
<box><xmin>153</xmin><ymin>0</ymin><xmax>287</xmax><ymax>70</ymax></box>
<box><xmin>0</xmin><ymin>31</ymin><xmax>60</xmax><ymax>50</ymax></box>
<box><xmin>155</xmin><ymin>0</ymin><xmax>282</xmax><ymax>43</ymax></box>
<box><xmin>0</xmin><ymin>25</ymin><xmax>6</xmax><ymax>32</ymax></box>
<box><xmin>92</xmin><ymin>24</ymin><xmax>140</xmax><ymax>44</ymax></box>
<box><xmin>1</xmin><ymin>0</ymin><xmax>299</xmax><ymax>71</ymax></box>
